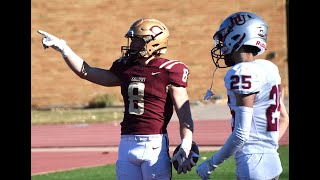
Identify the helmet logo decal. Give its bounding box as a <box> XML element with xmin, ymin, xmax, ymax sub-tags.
<box><xmin>230</xmin><ymin>14</ymin><xmax>254</xmax><ymax>26</ymax></box>
<box><xmin>258</xmin><ymin>29</ymin><xmax>266</xmax><ymax>37</ymax></box>
<box><xmin>149</xmin><ymin>26</ymin><xmax>162</xmax><ymax>35</ymax></box>
<box><xmin>256</xmin><ymin>40</ymin><xmax>266</xmax><ymax>49</ymax></box>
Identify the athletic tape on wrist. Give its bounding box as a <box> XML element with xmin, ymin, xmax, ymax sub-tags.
<box><xmin>180</xmin><ymin>139</ymin><xmax>192</xmax><ymax>150</ymax></box>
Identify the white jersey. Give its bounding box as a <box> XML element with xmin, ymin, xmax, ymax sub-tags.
<box><xmin>224</xmin><ymin>59</ymin><xmax>282</xmax><ymax>157</ymax></box>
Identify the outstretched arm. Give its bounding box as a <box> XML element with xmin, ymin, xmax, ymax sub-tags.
<box><xmin>37</xmin><ymin>30</ymin><xmax>120</xmax><ymax>87</ymax></box>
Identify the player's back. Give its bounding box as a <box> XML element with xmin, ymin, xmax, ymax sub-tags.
<box><xmin>225</xmin><ymin>59</ymin><xmax>282</xmax><ymax>156</ymax></box>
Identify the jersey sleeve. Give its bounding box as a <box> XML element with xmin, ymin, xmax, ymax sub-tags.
<box><xmin>225</xmin><ymin>63</ymin><xmax>261</xmax><ymax>95</ymax></box>
<box><xmin>110</xmin><ymin>58</ymin><xmax>129</xmax><ymax>78</ymax></box>
<box><xmin>163</xmin><ymin>61</ymin><xmax>190</xmax><ymax>87</ymax></box>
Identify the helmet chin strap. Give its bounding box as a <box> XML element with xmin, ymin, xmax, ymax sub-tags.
<box><xmin>203</xmin><ymin>66</ymin><xmax>219</xmax><ymax>100</ymax></box>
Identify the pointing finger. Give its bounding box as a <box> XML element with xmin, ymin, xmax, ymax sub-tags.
<box><xmin>37</xmin><ymin>30</ymin><xmax>48</xmax><ymax>36</ymax></box>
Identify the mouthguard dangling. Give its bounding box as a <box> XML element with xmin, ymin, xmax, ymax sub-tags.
<box><xmin>203</xmin><ymin>67</ymin><xmax>218</xmax><ymax>100</ymax></box>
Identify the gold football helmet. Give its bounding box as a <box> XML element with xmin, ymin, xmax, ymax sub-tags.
<box><xmin>121</xmin><ymin>18</ymin><xmax>170</xmax><ymax>61</ymax></box>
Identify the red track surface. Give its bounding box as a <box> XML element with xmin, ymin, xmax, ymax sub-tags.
<box><xmin>31</xmin><ymin>120</ymin><xmax>289</xmax><ymax>175</ymax></box>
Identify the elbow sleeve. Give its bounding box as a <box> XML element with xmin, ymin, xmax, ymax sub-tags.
<box><xmin>233</xmin><ymin>106</ymin><xmax>253</xmax><ymax>144</ymax></box>
<box><xmin>210</xmin><ymin>106</ymin><xmax>253</xmax><ymax>165</ymax></box>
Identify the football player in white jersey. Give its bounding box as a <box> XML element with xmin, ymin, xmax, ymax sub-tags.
<box><xmin>197</xmin><ymin>12</ymin><xmax>289</xmax><ymax>180</ymax></box>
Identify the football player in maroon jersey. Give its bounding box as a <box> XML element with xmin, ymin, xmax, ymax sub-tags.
<box><xmin>38</xmin><ymin>18</ymin><xmax>195</xmax><ymax>179</ymax></box>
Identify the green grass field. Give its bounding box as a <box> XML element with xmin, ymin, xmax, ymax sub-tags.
<box><xmin>32</xmin><ymin>145</ymin><xmax>288</xmax><ymax>180</ymax></box>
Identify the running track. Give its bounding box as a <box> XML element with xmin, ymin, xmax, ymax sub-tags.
<box><xmin>31</xmin><ymin>120</ymin><xmax>289</xmax><ymax>175</ymax></box>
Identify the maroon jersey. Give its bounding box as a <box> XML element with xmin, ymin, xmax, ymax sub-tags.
<box><xmin>110</xmin><ymin>57</ymin><xmax>190</xmax><ymax>135</ymax></box>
